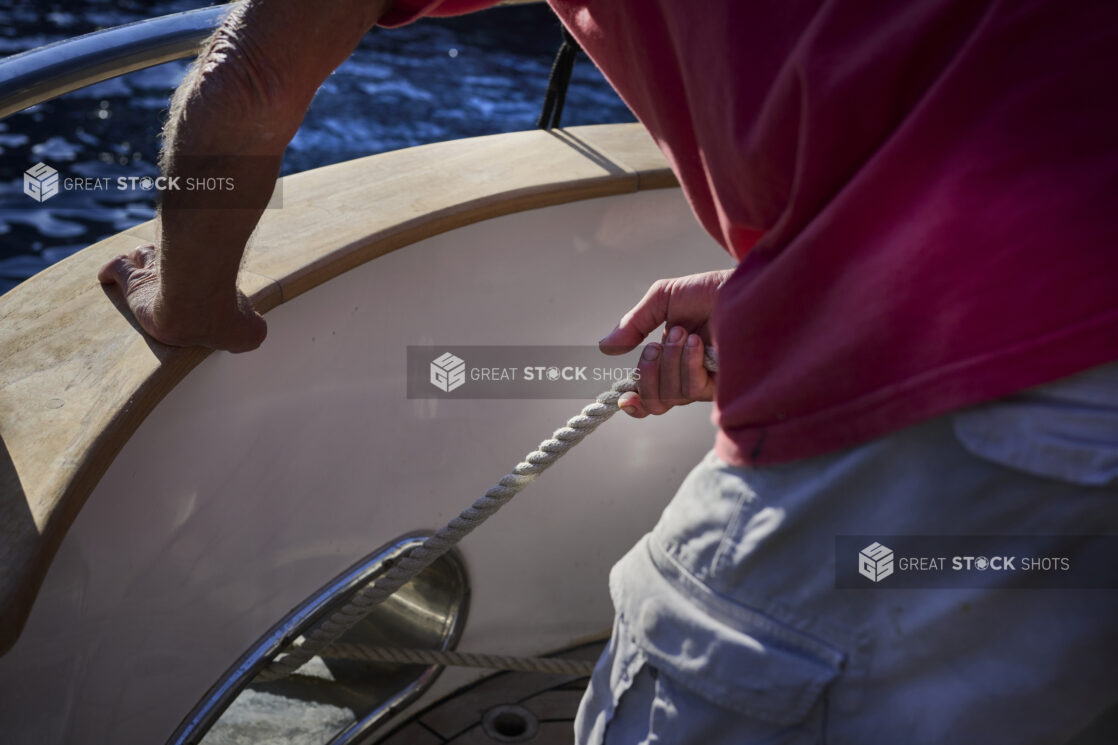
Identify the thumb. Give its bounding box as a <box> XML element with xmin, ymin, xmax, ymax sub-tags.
<box><xmin>221</xmin><ymin>292</ymin><xmax>269</xmax><ymax>353</ymax></box>
<box><xmin>599</xmin><ymin>279</ymin><xmax>670</xmax><ymax>354</ymax></box>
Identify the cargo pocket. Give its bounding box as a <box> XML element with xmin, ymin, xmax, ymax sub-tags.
<box><xmin>583</xmin><ymin>622</ymin><xmax>832</xmax><ymax>745</ymax></box>
<box><xmin>952</xmin><ymin>361</ymin><xmax>1118</xmax><ymax>487</ymax></box>
<box><xmin>611</xmin><ymin>661</ymin><xmax>828</xmax><ymax>745</ymax></box>
<box><xmin>602</xmin><ymin>536</ymin><xmax>845</xmax><ymax>740</ymax></box>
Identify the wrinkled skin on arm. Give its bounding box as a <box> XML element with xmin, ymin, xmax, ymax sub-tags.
<box><xmin>99</xmin><ymin>0</ymin><xmax>393</xmax><ymax>351</ymax></box>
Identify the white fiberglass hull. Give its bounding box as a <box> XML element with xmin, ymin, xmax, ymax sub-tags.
<box><xmin>0</xmin><ymin>186</ymin><xmax>729</xmax><ymax>744</ymax></box>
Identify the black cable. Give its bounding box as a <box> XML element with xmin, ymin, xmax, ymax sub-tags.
<box><xmin>537</xmin><ymin>25</ymin><xmax>581</xmax><ymax>130</ymax></box>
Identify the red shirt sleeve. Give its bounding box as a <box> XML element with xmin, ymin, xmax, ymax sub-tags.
<box><xmin>379</xmin><ymin>0</ymin><xmax>502</xmax><ymax>29</ymax></box>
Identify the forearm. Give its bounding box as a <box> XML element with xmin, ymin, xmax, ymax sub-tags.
<box><xmin>153</xmin><ymin>0</ymin><xmax>391</xmax><ymax>333</ymax></box>
<box><xmin>156</xmin><ymin>127</ymin><xmax>285</xmax><ymax>324</ymax></box>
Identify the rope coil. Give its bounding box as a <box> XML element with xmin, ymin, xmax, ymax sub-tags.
<box><xmin>256</xmin><ymin>347</ymin><xmax>718</xmax><ymax>682</ymax></box>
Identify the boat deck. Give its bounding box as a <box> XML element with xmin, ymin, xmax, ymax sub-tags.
<box><xmin>381</xmin><ymin>657</ymin><xmax>598</xmax><ymax>745</ymax></box>
<box><xmin>202</xmin><ymin>641</ymin><xmax>604</xmax><ymax>745</ymax></box>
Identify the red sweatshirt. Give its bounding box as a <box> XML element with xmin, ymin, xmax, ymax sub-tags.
<box><xmin>385</xmin><ymin>0</ymin><xmax>1118</xmax><ymax>465</ymax></box>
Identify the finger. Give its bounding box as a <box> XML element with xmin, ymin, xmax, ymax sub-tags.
<box><xmin>637</xmin><ymin>342</ymin><xmax>670</xmax><ymax>415</ymax></box>
<box><xmin>599</xmin><ymin>279</ymin><xmax>670</xmax><ymax>354</ymax></box>
<box><xmin>659</xmin><ymin>325</ymin><xmax>686</xmax><ymax>406</ymax></box>
<box><xmin>130</xmin><ymin>243</ymin><xmax>156</xmax><ymax>266</ymax></box>
<box><xmin>617</xmin><ymin>391</ymin><xmax>648</xmax><ymax>418</ymax></box>
<box><xmin>682</xmin><ymin>333</ymin><xmax>715</xmax><ymax>401</ymax></box>
<box><xmin>98</xmin><ymin>252</ymin><xmax>141</xmax><ymax>287</ymax></box>
<box><xmin>99</xmin><ymin>244</ymin><xmax>155</xmax><ymax>286</ymax></box>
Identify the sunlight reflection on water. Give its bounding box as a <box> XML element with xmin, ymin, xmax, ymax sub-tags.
<box><xmin>0</xmin><ymin>2</ymin><xmax>635</xmax><ymax>293</ymax></box>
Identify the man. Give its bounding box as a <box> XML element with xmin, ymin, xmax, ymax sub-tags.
<box><xmin>100</xmin><ymin>1</ymin><xmax>1118</xmax><ymax>742</ymax></box>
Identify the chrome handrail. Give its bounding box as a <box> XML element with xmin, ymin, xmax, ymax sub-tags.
<box><xmin>0</xmin><ymin>6</ymin><xmax>227</xmax><ymax>120</ymax></box>
<box><xmin>0</xmin><ymin>1</ymin><xmax>547</xmax><ymax>121</ymax></box>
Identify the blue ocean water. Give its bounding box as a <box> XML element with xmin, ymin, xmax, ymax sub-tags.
<box><xmin>0</xmin><ymin>1</ymin><xmax>636</xmax><ymax>294</ymax></box>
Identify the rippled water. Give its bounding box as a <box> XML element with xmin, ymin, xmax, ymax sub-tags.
<box><xmin>0</xmin><ymin>1</ymin><xmax>635</xmax><ymax>294</ymax></box>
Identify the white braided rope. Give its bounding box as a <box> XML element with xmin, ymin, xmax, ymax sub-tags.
<box><xmin>256</xmin><ymin>347</ymin><xmax>717</xmax><ymax>683</ymax></box>
<box><xmin>322</xmin><ymin>643</ymin><xmax>596</xmax><ymax>676</ymax></box>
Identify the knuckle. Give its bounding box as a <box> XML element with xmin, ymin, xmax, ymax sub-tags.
<box><xmin>108</xmin><ymin>257</ymin><xmax>133</xmax><ymax>281</ymax></box>
<box><xmin>647</xmin><ymin>278</ymin><xmax>672</xmax><ymax>303</ymax></box>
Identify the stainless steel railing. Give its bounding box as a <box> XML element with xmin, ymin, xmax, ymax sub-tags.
<box><xmin>0</xmin><ymin>6</ymin><xmax>227</xmax><ymax>120</ymax></box>
<box><xmin>0</xmin><ymin>1</ymin><xmax>546</xmax><ymax>121</ymax></box>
